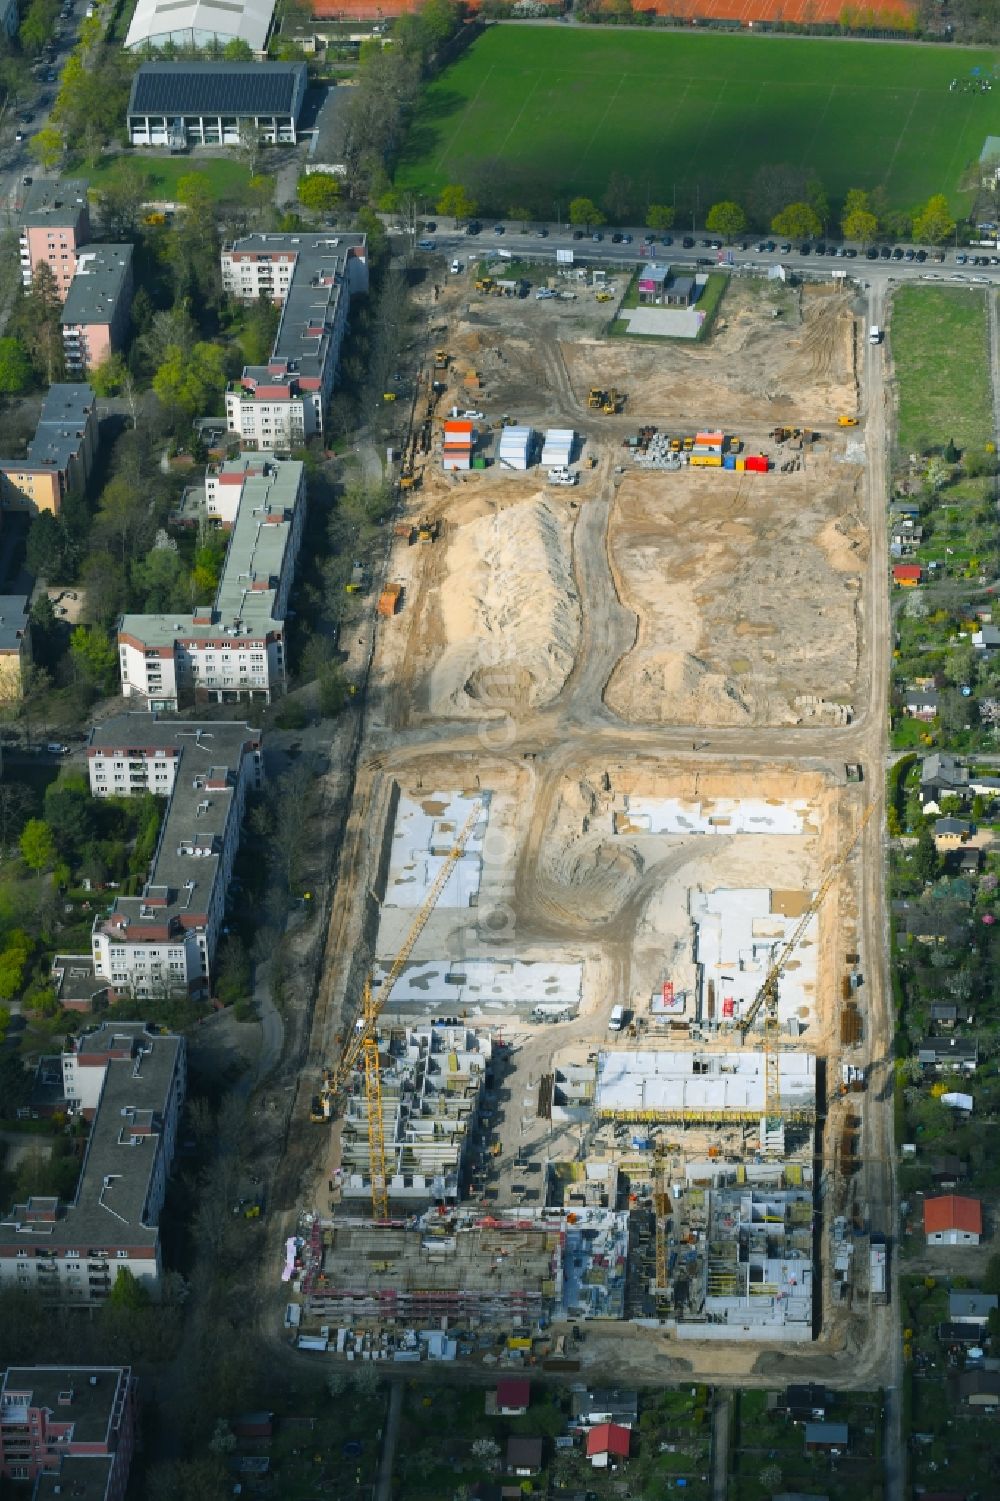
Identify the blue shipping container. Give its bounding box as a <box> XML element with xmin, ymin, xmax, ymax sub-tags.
<box><xmin>723</xmin><ymin>454</ymin><xmax>737</xmax><ymax>470</ymax></box>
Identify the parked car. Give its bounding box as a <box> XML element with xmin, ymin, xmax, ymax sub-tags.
<box><xmin>492</xmin><ymin>223</ymin><xmax>505</xmax><ymax>234</ymax></box>
<box><xmin>660</xmin><ymin>235</ymin><xmax>673</xmax><ymax>246</ymax></box>
<box><xmin>682</xmin><ymin>237</ymin><xmax>695</xmax><ymax>248</ymax></box>
<box><xmin>572</xmin><ymin>229</ymin><xmax>584</xmax><ymax>240</ymax></box>
<box><xmin>417</xmin><ymin>239</ymin><xmax>436</xmax><ymax>251</ymax></box>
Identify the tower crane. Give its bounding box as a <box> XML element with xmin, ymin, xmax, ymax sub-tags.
<box><xmin>738</xmin><ymin>796</ymin><xmax>879</xmax><ymax>1155</ymax></box>
<box><xmin>318</xmin><ymin>798</ymin><xmax>483</xmax><ymax>1218</ymax></box>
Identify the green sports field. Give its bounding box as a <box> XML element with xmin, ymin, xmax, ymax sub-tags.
<box><xmin>395</xmin><ymin>28</ymin><xmax>1000</xmax><ymax>215</ymax></box>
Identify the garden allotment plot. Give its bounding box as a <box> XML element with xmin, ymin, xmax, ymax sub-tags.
<box><xmin>396</xmin><ymin>29</ymin><xmax>1000</xmax><ymax>212</ymax></box>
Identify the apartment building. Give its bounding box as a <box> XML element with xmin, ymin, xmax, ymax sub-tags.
<box><xmin>0</xmin><ymin>1366</ymin><xmax>136</xmax><ymax>1496</ymax></box>
<box><xmin>0</xmin><ymin>592</ymin><xmax>31</xmax><ymax>704</ymax></box>
<box><xmin>61</xmin><ymin>244</ymin><xmax>134</xmax><ymax>374</ymax></box>
<box><xmin>0</xmin><ymin>1022</ymin><xmax>185</xmax><ymax>1302</ymax></box>
<box><xmin>222</xmin><ymin>231</ymin><xmax>368</xmax><ymax>448</ymax></box>
<box><xmin>87</xmin><ymin>715</ymin><xmax>263</xmax><ymax>1000</ymax></box>
<box><xmin>18</xmin><ymin>179</ymin><xmax>91</xmax><ymax>300</ymax></box>
<box><xmin>0</xmin><ymin>384</ymin><xmax>99</xmax><ymax>515</ymax></box>
<box><xmin>118</xmin><ymin>454</ymin><xmax>303</xmax><ymax>710</ymax></box>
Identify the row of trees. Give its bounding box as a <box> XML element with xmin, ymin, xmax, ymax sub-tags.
<box><xmin>431</xmin><ymin>160</ymin><xmax>962</xmax><ymax>243</ymax></box>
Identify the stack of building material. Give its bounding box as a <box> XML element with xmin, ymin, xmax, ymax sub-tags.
<box><xmin>497</xmin><ymin>425</ymin><xmax>533</xmax><ymax>471</ymax></box>
<box><xmin>541</xmin><ymin>428</ymin><xmax>575</xmax><ymax>468</ymax></box>
<box><xmin>443</xmin><ymin>419</ymin><xmax>474</xmax><ymax>472</ymax></box>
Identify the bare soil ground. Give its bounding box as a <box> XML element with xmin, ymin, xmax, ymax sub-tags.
<box><xmin>604</xmin><ymin>457</ymin><xmax>866</xmax><ymax>726</ymax></box>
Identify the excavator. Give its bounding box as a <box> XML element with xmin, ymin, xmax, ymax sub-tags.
<box><xmin>738</xmin><ymin>796</ymin><xmax>878</xmax><ymax>1156</ymax></box>
<box><xmin>313</xmin><ymin>799</ymin><xmax>483</xmax><ymax>1218</ymax></box>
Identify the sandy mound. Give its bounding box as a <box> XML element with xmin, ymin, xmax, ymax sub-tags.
<box><xmin>429</xmin><ymin>494</ymin><xmax>581</xmax><ymax>716</ymax></box>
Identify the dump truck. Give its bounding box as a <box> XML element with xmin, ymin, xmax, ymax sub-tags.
<box><xmin>434</xmin><ymin>349</ymin><xmax>449</xmax><ymax>371</ymax></box>
<box><xmin>588</xmin><ymin>388</ymin><xmax>606</xmax><ymax>410</ymax></box>
<box><xmin>838</xmin><ymin>415</ymin><xmax>859</xmax><ymax>427</ymax></box>
<box><xmin>417</xmin><ymin>518</ymin><xmax>439</xmax><ymax>542</ymax></box>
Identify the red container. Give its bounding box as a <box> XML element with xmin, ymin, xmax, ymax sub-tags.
<box><xmin>745</xmin><ymin>455</ymin><xmax>769</xmax><ymax>473</ymax></box>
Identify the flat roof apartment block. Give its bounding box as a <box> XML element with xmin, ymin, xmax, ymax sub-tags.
<box><xmin>61</xmin><ymin>244</ymin><xmax>134</xmax><ymax>374</ymax></box>
<box><xmin>88</xmin><ymin>715</ymin><xmax>263</xmax><ymax>1000</ymax></box>
<box><xmin>0</xmin><ymin>383</ymin><xmax>98</xmax><ymax>515</ymax></box>
<box><xmin>0</xmin><ymin>591</ymin><xmax>31</xmax><ymax>704</ymax></box>
<box><xmin>127</xmin><ymin>62</ymin><xmax>306</xmax><ymax>147</ymax></box>
<box><xmin>118</xmin><ymin>454</ymin><xmax>304</xmax><ymax>711</ymax></box>
<box><xmin>221</xmin><ymin>232</ymin><xmax>368</xmax><ymax>447</ymax></box>
<box><xmin>0</xmin><ymin>1365</ymin><xmax>136</xmax><ymax>1497</ymax></box>
<box><xmin>18</xmin><ymin>178</ymin><xmax>90</xmax><ymax>300</ymax></box>
<box><xmin>0</xmin><ymin>1022</ymin><xmax>185</xmax><ymax>1302</ymax></box>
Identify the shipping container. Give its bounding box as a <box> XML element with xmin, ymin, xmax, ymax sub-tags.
<box><xmin>694</xmin><ymin>430</ymin><xmax>724</xmax><ymax>449</ymax></box>
<box><xmin>735</xmin><ymin>458</ymin><xmax>746</xmax><ymax>472</ymax></box>
<box><xmin>690</xmin><ymin>454</ymin><xmax>723</xmax><ymax>468</ymax></box>
<box><xmin>378</xmin><ymin>583</ymin><xmax>402</xmax><ymax>617</ymax></box>
<box><xmin>723</xmin><ymin>454</ymin><xmax>737</xmax><ymax>470</ymax></box>
<box><xmin>745</xmin><ymin>455</ymin><xmax>769</xmax><ymax>473</ymax></box>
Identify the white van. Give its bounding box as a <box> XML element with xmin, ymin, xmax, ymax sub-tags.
<box><xmin>608</xmin><ymin>1004</ymin><xmax>625</xmax><ymax>1032</ymax></box>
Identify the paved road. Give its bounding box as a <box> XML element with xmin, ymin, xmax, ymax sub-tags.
<box><xmin>410</xmin><ymin>218</ymin><xmax>1000</xmax><ymax>293</ymax></box>
<box><xmin>711</xmin><ymin>1391</ymin><xmax>731</xmax><ymax>1501</ymax></box>
<box><xmin>374</xmin><ymin>1379</ymin><xmax>403</xmax><ymax>1501</ymax></box>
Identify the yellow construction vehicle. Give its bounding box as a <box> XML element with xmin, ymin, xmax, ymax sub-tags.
<box><xmin>595</xmin><ymin>290</ymin><xmax>613</xmax><ymax>303</ymax></box>
<box><xmin>601</xmin><ymin>389</ymin><xmax>625</xmax><ymax>415</ymax></box>
<box><xmin>838</xmin><ymin>415</ymin><xmax>859</xmax><ymax>427</ymax></box>
<box><xmin>316</xmin><ymin>800</ymin><xmax>483</xmax><ymax>1219</ymax></box>
<box><xmin>434</xmin><ymin>349</ymin><xmax>449</xmax><ymax>371</ymax></box>
<box><xmin>728</xmin><ymin>435</ymin><xmax>742</xmax><ymax>453</ymax></box>
<box><xmin>417</xmin><ymin>518</ymin><xmax>439</xmax><ymax>542</ymax></box>
<box><xmin>588</xmin><ymin>388</ymin><xmax>606</xmax><ymax>411</ymax></box>
<box><xmin>475</xmin><ymin>278</ymin><xmax>494</xmax><ymax>294</ymax></box>
<box><xmin>382</xmin><ymin>392</ymin><xmax>396</xmax><ymax>402</ymax></box>
<box><xmin>738</xmin><ymin>797</ymin><xmax>878</xmax><ymax>1155</ymax></box>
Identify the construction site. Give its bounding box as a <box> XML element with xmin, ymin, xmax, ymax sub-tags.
<box><xmin>287</xmin><ymin>258</ymin><xmax>892</xmax><ymax>1383</ymax></box>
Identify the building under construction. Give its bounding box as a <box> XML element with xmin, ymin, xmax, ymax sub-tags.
<box><xmin>339</xmin><ymin>1022</ymin><xmax>492</xmax><ymax>1203</ymax></box>
<box><xmin>594</xmin><ymin>1050</ymin><xmax>817</xmax><ymax>1127</ymax></box>
<box><xmin>299</xmin><ymin>1216</ymin><xmax>562</xmax><ymax>1327</ymax></box>
<box><xmin>666</xmin><ymin>1177</ymin><xmax>815</xmax><ymax>1342</ymax></box>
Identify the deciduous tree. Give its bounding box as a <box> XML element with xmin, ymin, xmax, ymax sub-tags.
<box><xmin>568</xmin><ymin>196</ymin><xmax>604</xmax><ymax>230</ymax></box>
<box><xmin>297</xmin><ymin>171</ymin><xmax>341</xmax><ymax>215</ymax></box>
<box><xmin>19</xmin><ymin>819</ymin><xmax>55</xmax><ymax>873</ymax></box>
<box><xmin>435</xmin><ymin>183</ymin><xmax>476</xmax><ymax>220</ymax></box>
<box><xmin>770</xmin><ymin>202</ymin><xmax>822</xmax><ymax>241</ymax></box>
<box><xmin>913</xmin><ymin>193</ymin><xmax>957</xmax><ymax>246</ymax></box>
<box><xmin>645</xmin><ymin>203</ymin><xmax>675</xmax><ymax>231</ymax></box>
<box><xmin>706</xmin><ymin>200</ymin><xmax>747</xmax><ymax>241</ymax></box>
<box><xmin>0</xmin><ymin>337</ymin><xmax>31</xmax><ymax>395</ymax></box>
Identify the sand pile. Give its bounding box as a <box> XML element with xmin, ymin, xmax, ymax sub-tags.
<box><xmin>429</xmin><ymin>494</ymin><xmax>581</xmax><ymax>716</ymax></box>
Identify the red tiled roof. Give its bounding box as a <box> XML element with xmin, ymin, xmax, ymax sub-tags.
<box><xmin>496</xmin><ymin>1378</ymin><xmax>530</xmax><ymax>1409</ymax></box>
<box><xmin>586</xmin><ymin>1423</ymin><xmax>631</xmax><ymax>1458</ymax></box>
<box><xmin>893</xmin><ymin>564</ymin><xmax>923</xmax><ymax>581</ymax></box>
<box><xmin>924</xmin><ymin>1195</ymin><xmax>982</xmax><ymax>1234</ymax></box>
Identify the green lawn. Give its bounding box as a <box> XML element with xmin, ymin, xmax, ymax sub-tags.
<box><xmin>891</xmin><ymin>286</ymin><xmax>994</xmax><ymax>455</ymax></box>
<box><xmin>82</xmin><ymin>153</ymin><xmax>254</xmax><ymax>201</ymax></box>
<box><xmin>396</xmin><ymin>28</ymin><xmax>1000</xmax><ymax>217</ymax></box>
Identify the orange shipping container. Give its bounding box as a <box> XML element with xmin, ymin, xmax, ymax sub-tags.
<box><xmin>694</xmin><ymin>430</ymin><xmax>724</xmax><ymax>449</ymax></box>
<box><xmin>378</xmin><ymin>583</ymin><xmax>402</xmax><ymax>618</ymax></box>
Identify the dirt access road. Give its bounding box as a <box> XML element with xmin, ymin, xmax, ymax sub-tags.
<box><xmin>292</xmin><ymin>273</ymin><xmax>897</xmax><ymax>1464</ymax></box>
